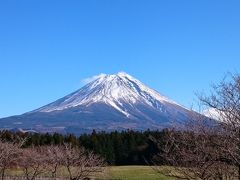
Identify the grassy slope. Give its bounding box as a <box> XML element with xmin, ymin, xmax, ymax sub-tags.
<box><xmin>107</xmin><ymin>166</ymin><xmax>173</xmax><ymax>180</ymax></box>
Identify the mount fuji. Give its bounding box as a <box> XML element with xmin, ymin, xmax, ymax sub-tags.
<box><xmin>0</xmin><ymin>72</ymin><xmax>197</xmax><ymax>135</ymax></box>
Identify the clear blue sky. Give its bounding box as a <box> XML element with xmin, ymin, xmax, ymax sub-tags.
<box><xmin>0</xmin><ymin>0</ymin><xmax>240</xmax><ymax>118</ymax></box>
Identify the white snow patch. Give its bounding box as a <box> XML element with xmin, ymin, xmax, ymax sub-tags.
<box><xmin>203</xmin><ymin>108</ymin><xmax>222</xmax><ymax>120</ymax></box>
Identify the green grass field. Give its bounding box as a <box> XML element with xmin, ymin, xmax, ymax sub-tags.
<box><xmin>6</xmin><ymin>166</ymin><xmax>174</xmax><ymax>180</ymax></box>
<box><xmin>107</xmin><ymin>166</ymin><xmax>173</xmax><ymax>180</ymax></box>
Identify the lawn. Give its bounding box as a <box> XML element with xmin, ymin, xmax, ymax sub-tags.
<box><xmin>107</xmin><ymin>166</ymin><xmax>174</xmax><ymax>180</ymax></box>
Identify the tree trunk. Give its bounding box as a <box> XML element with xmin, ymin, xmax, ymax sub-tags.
<box><xmin>52</xmin><ymin>166</ymin><xmax>57</xmax><ymax>180</ymax></box>
<box><xmin>238</xmin><ymin>165</ymin><xmax>240</xmax><ymax>180</ymax></box>
<box><xmin>1</xmin><ymin>169</ymin><xmax>5</xmax><ymax>180</ymax></box>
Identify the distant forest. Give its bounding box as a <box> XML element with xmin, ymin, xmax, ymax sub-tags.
<box><xmin>0</xmin><ymin>130</ymin><xmax>167</xmax><ymax>165</ymax></box>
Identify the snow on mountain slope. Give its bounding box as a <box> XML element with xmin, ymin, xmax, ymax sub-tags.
<box><xmin>0</xmin><ymin>72</ymin><xmax>197</xmax><ymax>134</ymax></box>
<box><xmin>35</xmin><ymin>72</ymin><xmax>185</xmax><ymax>117</ymax></box>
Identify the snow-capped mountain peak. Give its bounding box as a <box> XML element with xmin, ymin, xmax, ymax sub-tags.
<box><xmin>36</xmin><ymin>72</ymin><xmax>184</xmax><ymax>118</ymax></box>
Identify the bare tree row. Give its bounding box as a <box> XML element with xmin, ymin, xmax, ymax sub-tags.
<box><xmin>0</xmin><ymin>141</ymin><xmax>106</xmax><ymax>180</ymax></box>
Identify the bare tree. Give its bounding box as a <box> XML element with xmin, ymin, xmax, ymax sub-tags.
<box><xmin>199</xmin><ymin>73</ymin><xmax>240</xmax><ymax>179</ymax></box>
<box><xmin>19</xmin><ymin>147</ymin><xmax>48</xmax><ymax>180</ymax></box>
<box><xmin>61</xmin><ymin>143</ymin><xmax>106</xmax><ymax>180</ymax></box>
<box><xmin>152</xmin><ymin>108</ymin><xmax>237</xmax><ymax>179</ymax></box>
<box><xmin>153</xmin><ymin>129</ymin><xmax>236</xmax><ymax>179</ymax></box>
<box><xmin>40</xmin><ymin>145</ymin><xmax>64</xmax><ymax>179</ymax></box>
<box><xmin>0</xmin><ymin>141</ymin><xmax>22</xmax><ymax>180</ymax></box>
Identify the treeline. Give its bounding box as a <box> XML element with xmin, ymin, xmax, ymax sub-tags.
<box><xmin>0</xmin><ymin>129</ymin><xmax>168</xmax><ymax>165</ymax></box>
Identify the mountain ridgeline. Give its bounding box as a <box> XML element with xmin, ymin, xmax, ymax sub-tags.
<box><xmin>0</xmin><ymin>72</ymin><xmax>197</xmax><ymax>135</ymax></box>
